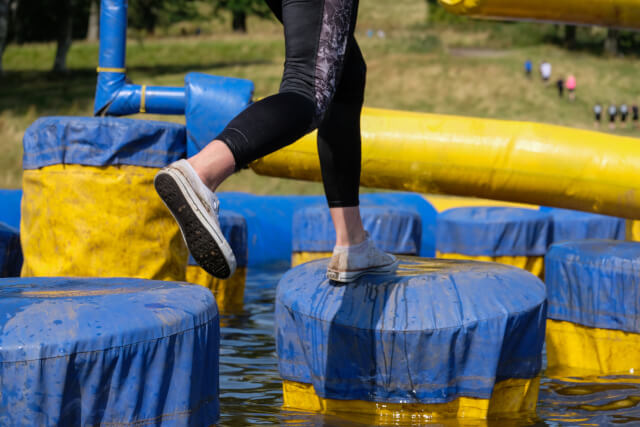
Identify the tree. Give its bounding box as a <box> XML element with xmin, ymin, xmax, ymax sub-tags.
<box><xmin>0</xmin><ymin>0</ymin><xmax>9</xmax><ymax>73</ymax></box>
<box><xmin>211</xmin><ymin>0</ymin><xmax>272</xmax><ymax>33</ymax></box>
<box><xmin>86</xmin><ymin>0</ymin><xmax>99</xmax><ymax>42</ymax></box>
<box><xmin>425</xmin><ymin>0</ymin><xmax>438</xmax><ymax>24</ymax></box>
<box><xmin>13</xmin><ymin>0</ymin><xmax>90</xmax><ymax>71</ymax></box>
<box><xmin>53</xmin><ymin>0</ymin><xmax>74</xmax><ymax>72</ymax></box>
<box><xmin>604</xmin><ymin>28</ymin><xmax>618</xmax><ymax>56</ymax></box>
<box><xmin>128</xmin><ymin>0</ymin><xmax>199</xmax><ymax>35</ymax></box>
<box><xmin>564</xmin><ymin>25</ymin><xmax>576</xmax><ymax>49</ymax></box>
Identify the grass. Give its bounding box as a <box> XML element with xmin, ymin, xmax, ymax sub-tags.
<box><xmin>2</xmin><ymin>0</ymin><xmax>640</xmax><ymax>190</ymax></box>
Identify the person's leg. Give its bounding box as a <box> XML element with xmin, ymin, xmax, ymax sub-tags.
<box><xmin>318</xmin><ymin>40</ymin><xmax>398</xmax><ymax>281</ymax></box>
<box><xmin>319</xmin><ymin>40</ymin><xmax>367</xmax><ymax>246</ymax></box>
<box><xmin>156</xmin><ymin>0</ymin><xmax>396</xmax><ymax>280</ymax></box>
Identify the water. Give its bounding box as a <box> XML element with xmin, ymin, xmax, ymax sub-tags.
<box><xmin>217</xmin><ymin>267</ymin><xmax>640</xmax><ymax>426</ymax></box>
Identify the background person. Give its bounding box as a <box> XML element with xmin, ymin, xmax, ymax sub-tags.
<box><xmin>609</xmin><ymin>103</ymin><xmax>618</xmax><ymax>130</ymax></box>
<box><xmin>633</xmin><ymin>104</ymin><xmax>639</xmax><ymax>129</ymax></box>
<box><xmin>594</xmin><ymin>103</ymin><xmax>602</xmax><ymax>128</ymax></box>
<box><xmin>620</xmin><ymin>103</ymin><xmax>629</xmax><ymax>127</ymax></box>
<box><xmin>540</xmin><ymin>60</ymin><xmax>552</xmax><ymax>84</ymax></box>
<box><xmin>524</xmin><ymin>59</ymin><xmax>532</xmax><ymax>78</ymax></box>
<box><xmin>566</xmin><ymin>74</ymin><xmax>576</xmax><ymax>101</ymax></box>
<box><xmin>556</xmin><ymin>78</ymin><xmax>564</xmax><ymax>97</ymax></box>
<box><xmin>154</xmin><ymin>0</ymin><xmax>398</xmax><ymax>284</ymax></box>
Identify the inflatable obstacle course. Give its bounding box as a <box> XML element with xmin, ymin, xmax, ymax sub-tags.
<box><xmin>0</xmin><ymin>277</ymin><xmax>220</xmax><ymax>425</ymax></box>
<box><xmin>20</xmin><ymin>117</ymin><xmax>188</xmax><ymax>280</ymax></box>
<box><xmin>0</xmin><ymin>222</ymin><xmax>22</xmax><ymax>277</ymax></box>
<box><xmin>436</xmin><ymin>207</ymin><xmax>551</xmax><ymax>279</ymax></box>
<box><xmin>276</xmin><ymin>258</ymin><xmax>546</xmax><ymax>422</ymax></box>
<box><xmin>546</xmin><ymin>240</ymin><xmax>640</xmax><ymax>376</ymax></box>
<box><xmin>291</xmin><ymin>205</ymin><xmax>422</xmax><ymax>267</ymax></box>
<box><xmin>186</xmin><ymin>210</ymin><xmax>248</xmax><ymax>313</ymax></box>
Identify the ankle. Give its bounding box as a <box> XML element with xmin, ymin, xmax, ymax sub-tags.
<box><xmin>335</xmin><ymin>230</ymin><xmax>368</xmax><ymax>248</ymax></box>
<box><xmin>186</xmin><ymin>140</ymin><xmax>236</xmax><ymax>192</ymax></box>
<box><xmin>187</xmin><ymin>158</ymin><xmax>219</xmax><ymax>191</ymax></box>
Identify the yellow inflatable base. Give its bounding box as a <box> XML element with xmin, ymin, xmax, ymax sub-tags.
<box><xmin>626</xmin><ymin>220</ymin><xmax>640</xmax><ymax>241</ymax></box>
<box><xmin>21</xmin><ymin>164</ymin><xmax>187</xmax><ymax>281</ymax></box>
<box><xmin>186</xmin><ymin>265</ymin><xmax>247</xmax><ymax>314</ymax></box>
<box><xmin>282</xmin><ymin>378</ymin><xmax>539</xmax><ymax>424</ymax></box>
<box><xmin>547</xmin><ymin>319</ymin><xmax>640</xmax><ymax>376</ymax></box>
<box><xmin>291</xmin><ymin>251</ymin><xmax>332</xmax><ymax>268</ymax></box>
<box><xmin>437</xmin><ymin>252</ymin><xmax>544</xmax><ymax>280</ymax></box>
<box><xmin>424</xmin><ymin>194</ymin><xmax>536</xmax><ymax>213</ymax></box>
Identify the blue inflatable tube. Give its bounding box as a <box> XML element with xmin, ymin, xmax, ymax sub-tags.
<box><xmin>95</xmin><ymin>0</ymin><xmax>187</xmax><ymax>115</ymax></box>
<box><xmin>0</xmin><ymin>222</ymin><xmax>21</xmax><ymax>277</ymax></box>
<box><xmin>23</xmin><ymin>116</ymin><xmax>186</xmax><ymax>169</ymax></box>
<box><xmin>540</xmin><ymin>207</ymin><xmax>625</xmax><ymax>244</ymax></box>
<box><xmin>546</xmin><ymin>240</ymin><xmax>640</xmax><ymax>332</ymax></box>
<box><xmin>0</xmin><ymin>277</ymin><xmax>220</xmax><ymax>425</ymax></box>
<box><xmin>95</xmin><ymin>1</ymin><xmax>253</xmax><ymax>119</ymax></box>
<box><xmin>276</xmin><ymin>258</ymin><xmax>547</xmax><ymax>403</ymax></box>
<box><xmin>437</xmin><ymin>207</ymin><xmax>552</xmax><ymax>256</ymax></box>
<box><xmin>293</xmin><ymin>205</ymin><xmax>422</xmax><ymax>254</ymax></box>
<box><xmin>0</xmin><ymin>189</ymin><xmax>21</xmax><ymax>230</ymax></box>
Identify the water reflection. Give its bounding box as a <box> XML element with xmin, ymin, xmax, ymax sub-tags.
<box><xmin>217</xmin><ymin>266</ymin><xmax>640</xmax><ymax>426</ymax></box>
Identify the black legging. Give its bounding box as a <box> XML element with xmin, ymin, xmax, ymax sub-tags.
<box><xmin>216</xmin><ymin>0</ymin><xmax>365</xmax><ymax>208</ymax></box>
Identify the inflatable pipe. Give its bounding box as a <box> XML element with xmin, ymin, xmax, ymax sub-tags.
<box><xmin>95</xmin><ymin>0</ymin><xmax>186</xmax><ymax>115</ymax></box>
<box><xmin>95</xmin><ymin>1</ymin><xmax>253</xmax><ymax>120</ymax></box>
<box><xmin>251</xmin><ymin>107</ymin><xmax>640</xmax><ymax>220</ymax></box>
<box><xmin>438</xmin><ymin>0</ymin><xmax>640</xmax><ymax>30</ymax></box>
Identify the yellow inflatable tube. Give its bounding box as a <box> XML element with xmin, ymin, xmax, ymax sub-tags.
<box><xmin>283</xmin><ymin>378</ymin><xmax>539</xmax><ymax>425</ymax></box>
<box><xmin>251</xmin><ymin>108</ymin><xmax>640</xmax><ymax>220</ymax></box>
<box><xmin>438</xmin><ymin>0</ymin><xmax>640</xmax><ymax>29</ymax></box>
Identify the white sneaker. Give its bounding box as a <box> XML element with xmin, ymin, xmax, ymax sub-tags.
<box><xmin>154</xmin><ymin>159</ymin><xmax>237</xmax><ymax>279</ymax></box>
<box><xmin>326</xmin><ymin>233</ymin><xmax>399</xmax><ymax>283</ymax></box>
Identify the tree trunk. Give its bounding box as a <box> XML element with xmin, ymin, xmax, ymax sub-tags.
<box><xmin>86</xmin><ymin>0</ymin><xmax>99</xmax><ymax>42</ymax></box>
<box><xmin>604</xmin><ymin>28</ymin><xmax>618</xmax><ymax>56</ymax></box>
<box><xmin>425</xmin><ymin>0</ymin><xmax>430</xmax><ymax>23</ymax></box>
<box><xmin>53</xmin><ymin>0</ymin><xmax>73</xmax><ymax>72</ymax></box>
<box><xmin>0</xmin><ymin>0</ymin><xmax>9</xmax><ymax>73</ymax></box>
<box><xmin>141</xmin><ymin>0</ymin><xmax>156</xmax><ymax>35</ymax></box>
<box><xmin>564</xmin><ymin>25</ymin><xmax>576</xmax><ymax>49</ymax></box>
<box><xmin>232</xmin><ymin>10</ymin><xmax>247</xmax><ymax>33</ymax></box>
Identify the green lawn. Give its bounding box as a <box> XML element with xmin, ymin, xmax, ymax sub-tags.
<box><xmin>2</xmin><ymin>0</ymin><xmax>639</xmax><ymax>190</ymax></box>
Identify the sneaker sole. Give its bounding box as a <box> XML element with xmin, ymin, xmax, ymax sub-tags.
<box><xmin>326</xmin><ymin>258</ymin><xmax>400</xmax><ymax>283</ymax></box>
<box><xmin>154</xmin><ymin>169</ymin><xmax>236</xmax><ymax>279</ymax></box>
